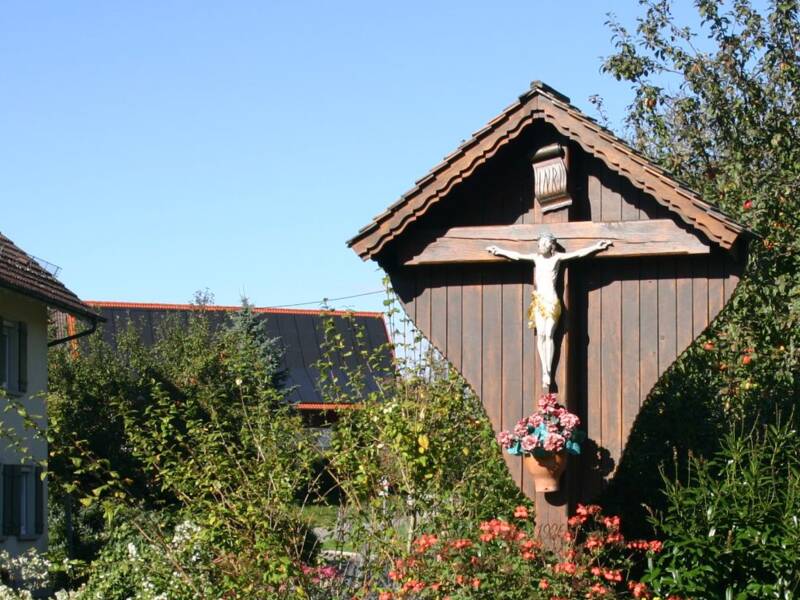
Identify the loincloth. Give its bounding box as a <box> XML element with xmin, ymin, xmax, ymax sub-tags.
<box><xmin>527</xmin><ymin>291</ymin><xmax>561</xmax><ymax>329</ymax></box>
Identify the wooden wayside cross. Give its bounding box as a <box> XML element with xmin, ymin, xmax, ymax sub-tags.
<box><xmin>349</xmin><ymin>81</ymin><xmax>749</xmax><ymax>541</ymax></box>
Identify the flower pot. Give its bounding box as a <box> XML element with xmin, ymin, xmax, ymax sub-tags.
<box><xmin>523</xmin><ymin>452</ymin><xmax>567</xmax><ymax>493</ymax></box>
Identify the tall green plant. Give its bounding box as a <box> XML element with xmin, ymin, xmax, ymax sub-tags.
<box><xmin>644</xmin><ymin>419</ymin><xmax>800</xmax><ymax>598</ymax></box>
<box><xmin>48</xmin><ymin>301</ymin><xmax>322</xmax><ymax>598</ymax></box>
<box><xmin>319</xmin><ymin>286</ymin><xmax>527</xmax><ymax>588</ymax></box>
<box><xmin>599</xmin><ymin>0</ymin><xmax>800</xmax><ymax>532</ymax></box>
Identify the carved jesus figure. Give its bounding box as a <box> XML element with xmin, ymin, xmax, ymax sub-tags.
<box><xmin>487</xmin><ymin>234</ymin><xmax>612</xmax><ymax>389</ymax></box>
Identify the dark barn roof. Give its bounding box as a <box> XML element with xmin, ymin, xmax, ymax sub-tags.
<box><xmin>0</xmin><ymin>231</ymin><xmax>100</xmax><ymax>321</ymax></box>
<box><xmin>79</xmin><ymin>301</ymin><xmax>391</xmax><ymax>408</ymax></box>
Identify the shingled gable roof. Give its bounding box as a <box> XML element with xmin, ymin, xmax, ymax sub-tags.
<box><xmin>349</xmin><ymin>81</ymin><xmax>746</xmax><ymax>260</ymax></box>
<box><xmin>0</xmin><ymin>231</ymin><xmax>100</xmax><ymax>321</ymax></box>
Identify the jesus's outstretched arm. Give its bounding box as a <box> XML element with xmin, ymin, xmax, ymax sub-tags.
<box><xmin>486</xmin><ymin>245</ymin><xmax>536</xmax><ymax>262</ymax></box>
<box><xmin>558</xmin><ymin>239</ymin><xmax>613</xmax><ymax>261</ymax></box>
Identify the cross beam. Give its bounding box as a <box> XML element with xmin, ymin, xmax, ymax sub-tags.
<box><xmin>402</xmin><ymin>220</ymin><xmax>710</xmax><ymax>266</ymax></box>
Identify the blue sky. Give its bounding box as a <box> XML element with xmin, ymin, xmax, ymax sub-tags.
<box><xmin>1</xmin><ymin>1</ymin><xmax>706</xmax><ymax>313</ymax></box>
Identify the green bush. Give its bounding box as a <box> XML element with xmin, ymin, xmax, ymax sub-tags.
<box><xmin>48</xmin><ymin>302</ymin><xmax>326</xmax><ymax>598</ymax></box>
<box><xmin>370</xmin><ymin>504</ymin><xmax>662</xmax><ymax>599</ymax></box>
<box><xmin>644</xmin><ymin>419</ymin><xmax>800</xmax><ymax>599</ymax></box>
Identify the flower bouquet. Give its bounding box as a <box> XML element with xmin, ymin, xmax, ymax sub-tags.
<box><xmin>496</xmin><ymin>393</ymin><xmax>584</xmax><ymax>492</ymax></box>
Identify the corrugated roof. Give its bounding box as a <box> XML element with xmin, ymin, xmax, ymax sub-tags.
<box><xmin>82</xmin><ymin>301</ymin><xmax>392</xmax><ymax>407</ymax></box>
<box><xmin>0</xmin><ymin>231</ymin><xmax>101</xmax><ymax>321</ymax></box>
<box><xmin>349</xmin><ymin>80</ymin><xmax>747</xmax><ymax>260</ymax></box>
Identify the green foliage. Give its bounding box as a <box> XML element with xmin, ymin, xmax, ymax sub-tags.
<box><xmin>600</xmin><ymin>0</ymin><xmax>800</xmax><ymax>534</ymax></box>
<box><xmin>320</xmin><ymin>285</ymin><xmax>527</xmax><ymax>581</ymax></box>
<box><xmin>644</xmin><ymin>419</ymin><xmax>800</xmax><ymax>598</ymax></box>
<box><xmin>370</xmin><ymin>505</ymin><xmax>662</xmax><ymax>599</ymax></box>
<box><xmin>48</xmin><ymin>301</ymin><xmax>325</xmax><ymax>598</ymax></box>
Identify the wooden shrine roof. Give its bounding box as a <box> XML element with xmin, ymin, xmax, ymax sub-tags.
<box><xmin>0</xmin><ymin>231</ymin><xmax>101</xmax><ymax>321</ymax></box>
<box><xmin>73</xmin><ymin>301</ymin><xmax>391</xmax><ymax>408</ymax></box>
<box><xmin>349</xmin><ymin>81</ymin><xmax>746</xmax><ymax>260</ymax></box>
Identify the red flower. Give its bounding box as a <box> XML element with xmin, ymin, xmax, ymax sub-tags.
<box><xmin>514</xmin><ymin>505</ymin><xmax>529</xmax><ymax>519</ymax></box>
<box><xmin>539</xmin><ymin>579</ymin><xmax>550</xmax><ymax>589</ymax></box>
<box><xmin>471</xmin><ymin>578</ymin><xmax>481</xmax><ymax>589</ymax></box>
<box><xmin>743</xmin><ymin>199</ymin><xmax>753</xmax><ymax>210</ymax></box>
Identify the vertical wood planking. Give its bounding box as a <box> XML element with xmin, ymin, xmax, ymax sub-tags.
<box><xmin>620</xmin><ymin>260</ymin><xmax>640</xmax><ymax>445</ymax></box>
<box><xmin>584</xmin><ymin>267</ymin><xmax>603</xmax><ymax>500</ymax></box>
<box><xmin>415</xmin><ymin>268</ymin><xmax>431</xmax><ymax>340</ymax></box>
<box><xmin>482</xmin><ymin>272</ymin><xmax>503</xmax><ymax>434</ymax></box>
<box><xmin>588</xmin><ymin>172</ymin><xmax>602</xmax><ymax>222</ymax></box>
<box><xmin>520</xmin><ymin>263</ymin><xmax>537</xmax><ymax>498</ymax></box>
<box><xmin>708</xmin><ymin>252</ymin><xmax>726</xmax><ymax>323</ymax></box>
<box><xmin>692</xmin><ymin>257</ymin><xmax>709</xmax><ymax>338</ymax></box>
<box><xmin>675</xmin><ymin>257</ymin><xmax>694</xmax><ymax>354</ymax></box>
<box><xmin>461</xmin><ymin>270</ymin><xmax>483</xmax><ymax>398</ymax></box>
<box><xmin>657</xmin><ymin>258</ymin><xmax>678</xmax><ymax>374</ymax></box>
<box><xmin>430</xmin><ymin>268</ymin><xmax>448</xmax><ymax>353</ymax></box>
<box><xmin>502</xmin><ymin>266</ymin><xmax>524</xmax><ymax>489</ymax></box>
<box><xmin>446</xmin><ymin>267</ymin><xmax>463</xmax><ymax>371</ymax></box>
<box><xmin>723</xmin><ymin>254</ymin><xmax>741</xmax><ymax>302</ymax></box>
<box><xmin>639</xmin><ymin>261</ymin><xmax>659</xmax><ymax>403</ymax></box>
<box><xmin>600</xmin><ymin>174</ymin><xmax>622</xmax><ymax>472</ymax></box>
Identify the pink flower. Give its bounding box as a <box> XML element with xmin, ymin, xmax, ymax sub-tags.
<box><xmin>497</xmin><ymin>430</ymin><xmax>514</xmax><ymax>449</ymax></box>
<box><xmin>513</xmin><ymin>420</ymin><xmax>529</xmax><ymax>438</ymax></box>
<box><xmin>520</xmin><ymin>434</ymin><xmax>539</xmax><ymax>452</ymax></box>
<box><xmin>543</xmin><ymin>433</ymin><xmax>565</xmax><ymax>452</ymax></box>
<box><xmin>559</xmin><ymin>412</ymin><xmax>580</xmax><ymax>429</ymax></box>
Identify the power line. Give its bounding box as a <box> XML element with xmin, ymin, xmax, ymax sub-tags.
<box><xmin>274</xmin><ymin>289</ymin><xmax>385</xmax><ymax>308</ymax></box>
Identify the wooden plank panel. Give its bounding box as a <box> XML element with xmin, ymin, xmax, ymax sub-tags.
<box><xmin>520</xmin><ymin>264</ymin><xmax>537</xmax><ymax>499</ymax></box>
<box><xmin>415</xmin><ymin>267</ymin><xmax>431</xmax><ymax>342</ymax></box>
<box><xmin>430</xmin><ymin>267</ymin><xmax>448</xmax><ymax>354</ymax></box>
<box><xmin>601</xmin><ymin>172</ymin><xmax>622</xmax><ymax>223</ymax></box>
<box><xmin>404</xmin><ymin>220</ymin><xmax>710</xmax><ymax>265</ymax></box>
<box><xmin>658</xmin><ymin>258</ymin><xmax>678</xmax><ymax>374</ymax></box>
<box><xmin>588</xmin><ymin>172</ymin><xmax>602</xmax><ymax>221</ymax></box>
<box><xmin>502</xmin><ymin>268</ymin><xmax>524</xmax><ymax>489</ymax></box>
<box><xmin>692</xmin><ymin>256</ymin><xmax>709</xmax><ymax>338</ymax></box>
<box><xmin>481</xmin><ymin>272</ymin><xmax>503</xmax><ymax>433</ymax></box>
<box><xmin>461</xmin><ymin>270</ymin><xmax>482</xmax><ymax>397</ymax></box>
<box><xmin>621</xmin><ymin>181</ymin><xmax>640</xmax><ymax>221</ymax></box>
<box><xmin>621</xmin><ymin>260</ymin><xmax>640</xmax><ymax>446</ymax></box>
<box><xmin>584</xmin><ymin>269</ymin><xmax>603</xmax><ymax>500</ymax></box>
<box><xmin>601</xmin><ymin>266</ymin><xmax>622</xmax><ymax>474</ymax></box>
<box><xmin>724</xmin><ymin>254</ymin><xmax>741</xmax><ymax>302</ymax></box>
<box><xmin>639</xmin><ymin>261</ymin><xmax>659</xmax><ymax>403</ymax></box>
<box><xmin>446</xmin><ymin>267</ymin><xmax>463</xmax><ymax>371</ymax></box>
<box><xmin>708</xmin><ymin>251</ymin><xmax>726</xmax><ymax>323</ymax></box>
<box><xmin>676</xmin><ymin>257</ymin><xmax>694</xmax><ymax>354</ymax></box>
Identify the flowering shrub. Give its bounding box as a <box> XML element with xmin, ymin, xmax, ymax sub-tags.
<box><xmin>497</xmin><ymin>394</ymin><xmax>584</xmax><ymax>456</ymax></box>
<box><xmin>372</xmin><ymin>505</ymin><xmax>669</xmax><ymax>599</ymax></box>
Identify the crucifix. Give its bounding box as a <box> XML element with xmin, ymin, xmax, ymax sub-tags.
<box><xmin>401</xmin><ymin>143</ymin><xmax>711</xmax><ymax>397</ymax></box>
<box><xmin>486</xmin><ymin>235</ymin><xmax>612</xmax><ymax>390</ymax></box>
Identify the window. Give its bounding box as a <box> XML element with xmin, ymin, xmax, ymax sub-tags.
<box><xmin>2</xmin><ymin>465</ymin><xmax>43</xmax><ymax>538</ymax></box>
<box><xmin>0</xmin><ymin>318</ymin><xmax>27</xmax><ymax>394</ymax></box>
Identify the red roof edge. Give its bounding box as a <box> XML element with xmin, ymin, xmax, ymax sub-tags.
<box><xmin>85</xmin><ymin>300</ymin><xmax>384</xmax><ymax>319</ymax></box>
<box><xmin>296</xmin><ymin>403</ymin><xmax>362</xmax><ymax>410</ymax></box>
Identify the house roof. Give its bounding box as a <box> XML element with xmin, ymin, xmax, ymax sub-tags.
<box><xmin>80</xmin><ymin>301</ymin><xmax>392</xmax><ymax>407</ymax></box>
<box><xmin>349</xmin><ymin>81</ymin><xmax>746</xmax><ymax>260</ymax></box>
<box><xmin>0</xmin><ymin>231</ymin><xmax>101</xmax><ymax>321</ymax></box>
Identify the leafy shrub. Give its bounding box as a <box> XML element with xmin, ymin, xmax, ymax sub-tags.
<box><xmin>644</xmin><ymin>419</ymin><xmax>800</xmax><ymax>599</ymax></box>
<box><xmin>320</xmin><ymin>290</ymin><xmax>526</xmax><ymax>578</ymax></box>
<box><xmin>370</xmin><ymin>504</ymin><xmax>664</xmax><ymax>599</ymax></box>
<box><xmin>48</xmin><ymin>302</ymin><xmax>329</xmax><ymax>597</ymax></box>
